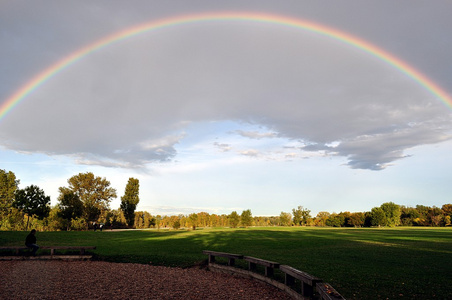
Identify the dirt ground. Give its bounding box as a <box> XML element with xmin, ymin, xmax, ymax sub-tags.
<box><xmin>0</xmin><ymin>260</ymin><xmax>292</xmax><ymax>299</ymax></box>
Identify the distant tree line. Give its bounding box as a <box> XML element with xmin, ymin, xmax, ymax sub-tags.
<box><xmin>1</xmin><ymin>168</ymin><xmax>451</xmax><ymax>231</ymax></box>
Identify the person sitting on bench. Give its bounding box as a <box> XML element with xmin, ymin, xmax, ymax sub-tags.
<box><xmin>25</xmin><ymin>229</ymin><xmax>39</xmax><ymax>256</ymax></box>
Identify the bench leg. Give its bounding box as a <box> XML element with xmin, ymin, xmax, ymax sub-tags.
<box><xmin>80</xmin><ymin>249</ymin><xmax>85</xmax><ymax>255</ymax></box>
<box><xmin>228</xmin><ymin>258</ymin><xmax>235</xmax><ymax>266</ymax></box>
<box><xmin>50</xmin><ymin>249</ymin><xmax>55</xmax><ymax>255</ymax></box>
<box><xmin>285</xmin><ymin>274</ymin><xmax>295</xmax><ymax>286</ymax></box>
<box><xmin>265</xmin><ymin>266</ymin><xmax>274</xmax><ymax>277</ymax></box>
<box><xmin>301</xmin><ymin>282</ymin><xmax>314</xmax><ymax>297</ymax></box>
<box><xmin>249</xmin><ymin>262</ymin><xmax>257</xmax><ymax>271</ymax></box>
<box><xmin>208</xmin><ymin>254</ymin><xmax>216</xmax><ymax>264</ymax></box>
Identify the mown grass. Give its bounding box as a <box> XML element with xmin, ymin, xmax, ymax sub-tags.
<box><xmin>1</xmin><ymin>227</ymin><xmax>451</xmax><ymax>299</ymax></box>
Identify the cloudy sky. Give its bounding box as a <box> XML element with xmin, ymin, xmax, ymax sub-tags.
<box><xmin>1</xmin><ymin>0</ymin><xmax>451</xmax><ymax>216</ymax></box>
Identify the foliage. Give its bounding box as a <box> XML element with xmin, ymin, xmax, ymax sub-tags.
<box><xmin>314</xmin><ymin>211</ymin><xmax>330</xmax><ymax>226</ymax></box>
<box><xmin>2</xmin><ymin>169</ymin><xmax>452</xmax><ymax>231</ymax></box>
<box><xmin>325</xmin><ymin>213</ymin><xmax>344</xmax><ymax>227</ymax></box>
<box><xmin>370</xmin><ymin>207</ymin><xmax>386</xmax><ymax>227</ymax></box>
<box><xmin>188</xmin><ymin>213</ymin><xmax>199</xmax><ymax>230</ymax></box>
<box><xmin>292</xmin><ymin>205</ymin><xmax>311</xmax><ymax>225</ymax></box>
<box><xmin>279</xmin><ymin>211</ymin><xmax>292</xmax><ymax>226</ymax></box>
<box><xmin>240</xmin><ymin>209</ymin><xmax>253</xmax><ymax>227</ymax></box>
<box><xmin>120</xmin><ymin>178</ymin><xmax>140</xmax><ymax>227</ymax></box>
<box><xmin>348</xmin><ymin>212</ymin><xmax>365</xmax><ymax>227</ymax></box>
<box><xmin>62</xmin><ymin>172</ymin><xmax>117</xmax><ymax>223</ymax></box>
<box><xmin>13</xmin><ymin>185</ymin><xmax>50</xmax><ymax>229</ymax></box>
<box><xmin>46</xmin><ymin>206</ymin><xmax>66</xmax><ymax>231</ymax></box>
<box><xmin>0</xmin><ymin>207</ymin><xmax>24</xmax><ymax>230</ymax></box>
<box><xmin>380</xmin><ymin>202</ymin><xmax>401</xmax><ymax>227</ymax></box>
<box><xmin>0</xmin><ymin>169</ymin><xmax>20</xmax><ymax>228</ymax></box>
<box><xmin>57</xmin><ymin>190</ymin><xmax>83</xmax><ymax>230</ymax></box>
<box><xmin>71</xmin><ymin>217</ymin><xmax>87</xmax><ymax>231</ymax></box>
<box><xmin>228</xmin><ymin>211</ymin><xmax>240</xmax><ymax>228</ymax></box>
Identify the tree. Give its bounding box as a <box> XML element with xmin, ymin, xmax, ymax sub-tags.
<box><xmin>62</xmin><ymin>172</ymin><xmax>117</xmax><ymax>225</ymax></box>
<box><xmin>0</xmin><ymin>169</ymin><xmax>20</xmax><ymax>226</ymax></box>
<box><xmin>188</xmin><ymin>213</ymin><xmax>199</xmax><ymax>230</ymax></box>
<box><xmin>57</xmin><ymin>189</ymin><xmax>83</xmax><ymax>230</ymax></box>
<box><xmin>47</xmin><ymin>206</ymin><xmax>66</xmax><ymax>231</ymax></box>
<box><xmin>442</xmin><ymin>204</ymin><xmax>452</xmax><ymax>217</ymax></box>
<box><xmin>427</xmin><ymin>206</ymin><xmax>443</xmax><ymax>227</ymax></box>
<box><xmin>370</xmin><ymin>207</ymin><xmax>387</xmax><ymax>227</ymax></box>
<box><xmin>348</xmin><ymin>212</ymin><xmax>365</xmax><ymax>227</ymax></box>
<box><xmin>315</xmin><ymin>211</ymin><xmax>331</xmax><ymax>226</ymax></box>
<box><xmin>228</xmin><ymin>211</ymin><xmax>240</xmax><ymax>228</ymax></box>
<box><xmin>380</xmin><ymin>202</ymin><xmax>401</xmax><ymax>227</ymax></box>
<box><xmin>279</xmin><ymin>212</ymin><xmax>292</xmax><ymax>226</ymax></box>
<box><xmin>400</xmin><ymin>206</ymin><xmax>420</xmax><ymax>226</ymax></box>
<box><xmin>325</xmin><ymin>213</ymin><xmax>345</xmax><ymax>227</ymax></box>
<box><xmin>13</xmin><ymin>185</ymin><xmax>50</xmax><ymax>229</ymax></box>
<box><xmin>240</xmin><ymin>209</ymin><xmax>253</xmax><ymax>227</ymax></box>
<box><xmin>292</xmin><ymin>206</ymin><xmax>311</xmax><ymax>226</ymax></box>
<box><xmin>120</xmin><ymin>178</ymin><xmax>140</xmax><ymax>227</ymax></box>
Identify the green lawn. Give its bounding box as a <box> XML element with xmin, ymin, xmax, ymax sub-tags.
<box><xmin>1</xmin><ymin>227</ymin><xmax>451</xmax><ymax>299</ymax></box>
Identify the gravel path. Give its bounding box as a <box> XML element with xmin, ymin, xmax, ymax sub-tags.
<box><xmin>0</xmin><ymin>260</ymin><xmax>292</xmax><ymax>299</ymax></box>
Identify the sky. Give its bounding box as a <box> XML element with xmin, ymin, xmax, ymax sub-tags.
<box><xmin>0</xmin><ymin>0</ymin><xmax>451</xmax><ymax>216</ymax></box>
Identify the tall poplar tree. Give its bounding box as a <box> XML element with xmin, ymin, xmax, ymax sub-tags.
<box><xmin>120</xmin><ymin>178</ymin><xmax>140</xmax><ymax>227</ymax></box>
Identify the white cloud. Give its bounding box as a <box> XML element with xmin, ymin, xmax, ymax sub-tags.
<box><xmin>213</xmin><ymin>142</ymin><xmax>232</xmax><ymax>152</ymax></box>
<box><xmin>240</xmin><ymin>149</ymin><xmax>260</xmax><ymax>157</ymax></box>
<box><xmin>235</xmin><ymin>130</ymin><xmax>278</xmax><ymax>139</ymax></box>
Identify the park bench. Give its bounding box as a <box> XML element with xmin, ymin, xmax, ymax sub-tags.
<box><xmin>243</xmin><ymin>256</ymin><xmax>280</xmax><ymax>277</ymax></box>
<box><xmin>316</xmin><ymin>282</ymin><xmax>346</xmax><ymax>300</ymax></box>
<box><xmin>202</xmin><ymin>250</ymin><xmax>243</xmax><ymax>266</ymax></box>
<box><xmin>0</xmin><ymin>246</ymin><xmax>96</xmax><ymax>256</ymax></box>
<box><xmin>279</xmin><ymin>264</ymin><xmax>323</xmax><ymax>298</ymax></box>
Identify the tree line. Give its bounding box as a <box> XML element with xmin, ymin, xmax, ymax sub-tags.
<box><xmin>1</xmin><ymin>168</ymin><xmax>451</xmax><ymax>231</ymax></box>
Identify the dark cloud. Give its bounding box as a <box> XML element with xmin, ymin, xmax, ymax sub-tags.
<box><xmin>1</xmin><ymin>1</ymin><xmax>451</xmax><ymax>171</ymax></box>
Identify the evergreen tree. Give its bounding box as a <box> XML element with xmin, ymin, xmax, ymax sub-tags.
<box><xmin>120</xmin><ymin>178</ymin><xmax>140</xmax><ymax>227</ymax></box>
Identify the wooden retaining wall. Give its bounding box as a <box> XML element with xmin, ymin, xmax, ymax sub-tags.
<box><xmin>203</xmin><ymin>250</ymin><xmax>345</xmax><ymax>300</ymax></box>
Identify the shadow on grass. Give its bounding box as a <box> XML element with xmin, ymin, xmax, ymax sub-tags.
<box><xmin>1</xmin><ymin>227</ymin><xmax>452</xmax><ymax>299</ymax></box>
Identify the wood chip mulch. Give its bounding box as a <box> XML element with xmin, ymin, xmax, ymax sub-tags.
<box><xmin>0</xmin><ymin>260</ymin><xmax>292</xmax><ymax>299</ymax></box>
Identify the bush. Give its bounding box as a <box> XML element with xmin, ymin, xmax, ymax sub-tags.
<box><xmin>71</xmin><ymin>217</ymin><xmax>87</xmax><ymax>231</ymax></box>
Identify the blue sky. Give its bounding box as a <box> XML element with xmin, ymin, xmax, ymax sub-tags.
<box><xmin>1</xmin><ymin>1</ymin><xmax>451</xmax><ymax>216</ymax></box>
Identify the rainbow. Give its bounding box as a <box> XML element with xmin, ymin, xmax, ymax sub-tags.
<box><xmin>1</xmin><ymin>12</ymin><xmax>451</xmax><ymax>122</ymax></box>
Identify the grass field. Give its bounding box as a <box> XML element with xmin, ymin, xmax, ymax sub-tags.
<box><xmin>1</xmin><ymin>227</ymin><xmax>451</xmax><ymax>299</ymax></box>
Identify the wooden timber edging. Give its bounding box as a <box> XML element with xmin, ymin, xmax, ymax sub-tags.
<box><xmin>0</xmin><ymin>246</ymin><xmax>96</xmax><ymax>254</ymax></box>
<box><xmin>0</xmin><ymin>255</ymin><xmax>93</xmax><ymax>261</ymax></box>
<box><xmin>203</xmin><ymin>250</ymin><xmax>345</xmax><ymax>300</ymax></box>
